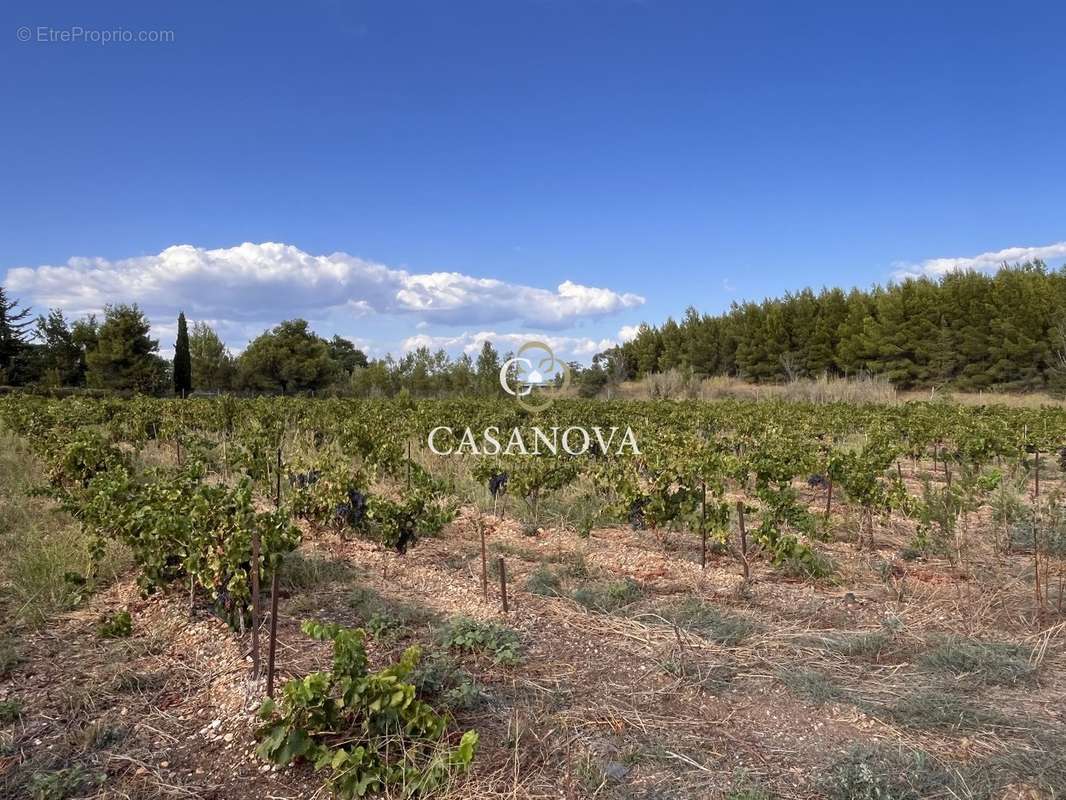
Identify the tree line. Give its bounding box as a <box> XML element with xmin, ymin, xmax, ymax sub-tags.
<box><xmin>0</xmin><ymin>290</ymin><xmax>516</xmax><ymax>397</ymax></box>
<box><xmin>3</xmin><ymin>260</ymin><xmax>1065</xmax><ymax>397</ymax></box>
<box><xmin>604</xmin><ymin>261</ymin><xmax>1066</xmax><ymax>394</ymax></box>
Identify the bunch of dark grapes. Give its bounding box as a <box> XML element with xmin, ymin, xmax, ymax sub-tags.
<box><xmin>628</xmin><ymin>498</ymin><xmax>647</xmax><ymax>530</ymax></box>
<box><xmin>488</xmin><ymin>472</ymin><xmax>508</xmax><ymax>498</ymax></box>
<box><xmin>335</xmin><ymin>488</ymin><xmax>367</xmax><ymax>528</ymax></box>
<box><xmin>289</xmin><ymin>469</ymin><xmax>321</xmax><ymax>489</ymax></box>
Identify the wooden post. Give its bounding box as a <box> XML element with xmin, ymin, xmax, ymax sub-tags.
<box><xmin>824</xmin><ymin>479</ymin><xmax>833</xmax><ymax>521</ymax></box>
<box><xmin>736</xmin><ymin>500</ymin><xmax>750</xmax><ymax>586</ymax></box>
<box><xmin>479</xmin><ymin>516</ymin><xmax>488</xmax><ymax>599</ymax></box>
<box><xmin>250</xmin><ymin>530</ymin><xmax>261</xmax><ymax>678</ymax></box>
<box><xmin>266</xmin><ymin>567</ymin><xmax>280</xmax><ymax>698</ymax></box>
<box><xmin>275</xmin><ymin>448</ymin><xmax>282</xmax><ymax>509</ymax></box>
<box><xmin>699</xmin><ymin>480</ymin><xmax>707</xmax><ymax>570</ymax></box>
<box><xmin>406</xmin><ymin>440</ymin><xmax>412</xmax><ymax>491</ymax></box>
<box><xmin>1034</xmin><ymin>449</ymin><xmax>1041</xmax><ymax>500</ymax></box>
<box><xmin>188</xmin><ymin>574</ymin><xmax>195</xmax><ymax>618</ymax></box>
<box><xmin>498</xmin><ymin>557</ymin><xmax>508</xmax><ymax>613</ymax></box>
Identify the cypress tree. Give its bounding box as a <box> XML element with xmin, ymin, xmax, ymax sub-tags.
<box><xmin>173</xmin><ymin>312</ymin><xmax>192</xmax><ymax>397</ymax></box>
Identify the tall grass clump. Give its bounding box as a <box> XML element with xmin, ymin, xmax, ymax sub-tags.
<box><xmin>0</xmin><ymin>433</ymin><xmax>125</xmax><ymax>627</ymax></box>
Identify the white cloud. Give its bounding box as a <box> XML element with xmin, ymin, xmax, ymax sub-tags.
<box><xmin>400</xmin><ymin>330</ymin><xmax>620</xmax><ymax>360</ymax></box>
<box><xmin>5</xmin><ymin>241</ymin><xmax>644</xmax><ymax>329</ymax></box>
<box><xmin>893</xmin><ymin>241</ymin><xmax>1066</xmax><ymax>279</ymax></box>
<box><xmin>617</xmin><ymin>324</ymin><xmax>641</xmax><ymax>342</ymax></box>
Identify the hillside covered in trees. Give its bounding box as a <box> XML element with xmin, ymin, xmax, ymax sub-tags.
<box><xmin>613</xmin><ymin>262</ymin><xmax>1066</xmax><ymax>393</ymax></box>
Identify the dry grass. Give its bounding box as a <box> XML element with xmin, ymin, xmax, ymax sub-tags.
<box><xmin>611</xmin><ymin>372</ymin><xmax>1066</xmax><ymax>408</ymax></box>
<box><xmin>617</xmin><ymin>372</ymin><xmax>899</xmax><ymax>404</ymax></box>
<box><xmin>0</xmin><ymin>431</ymin><xmax>128</xmax><ymax>629</ymax></box>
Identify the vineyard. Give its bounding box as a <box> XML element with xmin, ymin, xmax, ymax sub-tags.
<box><xmin>1</xmin><ymin>394</ymin><xmax>1065</xmax><ymax>799</ymax></box>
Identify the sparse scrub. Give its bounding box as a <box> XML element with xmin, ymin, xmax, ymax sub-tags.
<box><xmin>778</xmin><ymin>668</ymin><xmax>846</xmax><ymax>706</ymax></box>
<box><xmin>0</xmin><ymin>698</ymin><xmax>21</xmax><ymax>724</ymax></box>
<box><xmin>572</xmin><ymin>578</ymin><xmax>644</xmax><ymax>613</ymax></box>
<box><xmin>654</xmin><ymin>598</ymin><xmax>755</xmax><ymax>645</ymax></box>
<box><xmin>726</xmin><ymin>770</ymin><xmax>773</xmax><ymax>800</ymax></box>
<box><xmin>525</xmin><ymin>565</ymin><xmax>563</xmax><ymax>596</ymax></box>
<box><xmin>347</xmin><ymin>585</ymin><xmax>436</xmax><ymax>630</ymax></box>
<box><xmin>919</xmin><ymin>636</ymin><xmax>1036</xmax><ymax>687</ymax></box>
<box><xmin>663</xmin><ymin>658</ymin><xmax>737</xmax><ymax>694</ymax></box>
<box><xmin>875</xmin><ymin>689</ymin><xmax>1010</xmax><ymax>732</ymax></box>
<box><xmin>277</xmin><ymin>550</ymin><xmax>355</xmax><ymax>592</ymax></box>
<box><xmin>822</xmin><ymin>745</ymin><xmax>954</xmax><ymax>800</ymax></box>
<box><xmin>822</xmin><ymin>631</ymin><xmax>893</xmax><ymax>661</ymax></box>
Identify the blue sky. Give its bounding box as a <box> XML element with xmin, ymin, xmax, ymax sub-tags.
<box><xmin>2</xmin><ymin>1</ymin><xmax>1065</xmax><ymax>359</ymax></box>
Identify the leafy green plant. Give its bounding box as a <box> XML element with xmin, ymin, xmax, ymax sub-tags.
<box><xmin>438</xmin><ymin>617</ymin><xmax>522</xmax><ymax>665</ymax></box>
<box><xmin>410</xmin><ymin>654</ymin><xmax>488</xmax><ymax>712</ymax></box>
<box><xmin>0</xmin><ymin>698</ymin><xmax>21</xmax><ymax>724</ymax></box>
<box><xmin>29</xmin><ymin>766</ymin><xmax>104</xmax><ymax>800</ymax></box>
<box><xmin>256</xmin><ymin>620</ymin><xmax>478</xmax><ymax>798</ymax></box>
<box><xmin>97</xmin><ymin>610</ymin><xmax>132</xmax><ymax>638</ymax></box>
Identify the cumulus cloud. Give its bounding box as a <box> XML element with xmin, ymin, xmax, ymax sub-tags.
<box><xmin>893</xmin><ymin>241</ymin><xmax>1066</xmax><ymax>279</ymax></box>
<box><xmin>5</xmin><ymin>241</ymin><xmax>644</xmax><ymax>329</ymax></box>
<box><xmin>400</xmin><ymin>330</ymin><xmax>620</xmax><ymax>360</ymax></box>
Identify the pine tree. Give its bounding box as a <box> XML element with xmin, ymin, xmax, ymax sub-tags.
<box><xmin>806</xmin><ymin>288</ymin><xmax>846</xmax><ymax>376</ymax></box>
<box><xmin>86</xmin><ymin>305</ymin><xmax>167</xmax><ymax>394</ymax></box>
<box><xmin>0</xmin><ymin>287</ymin><xmax>33</xmax><ymax>384</ymax></box>
<box><xmin>173</xmin><ymin>312</ymin><xmax>192</xmax><ymax>397</ymax></box>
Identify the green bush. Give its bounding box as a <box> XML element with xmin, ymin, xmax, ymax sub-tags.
<box><xmin>438</xmin><ymin>617</ymin><xmax>522</xmax><ymax>665</ymax></box>
<box><xmin>97</xmin><ymin>610</ymin><xmax>132</xmax><ymax>638</ymax></box>
<box><xmin>256</xmin><ymin>620</ymin><xmax>478</xmax><ymax>799</ymax></box>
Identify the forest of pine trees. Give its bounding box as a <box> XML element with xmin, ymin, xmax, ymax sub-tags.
<box><xmin>613</xmin><ymin>262</ymin><xmax>1066</xmax><ymax>393</ymax></box>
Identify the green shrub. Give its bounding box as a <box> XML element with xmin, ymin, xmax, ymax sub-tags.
<box><xmin>29</xmin><ymin>766</ymin><xmax>104</xmax><ymax>800</ymax></box>
<box><xmin>97</xmin><ymin>610</ymin><xmax>132</xmax><ymax>638</ymax></box>
<box><xmin>0</xmin><ymin>698</ymin><xmax>21</xmax><ymax>724</ymax></box>
<box><xmin>438</xmin><ymin>617</ymin><xmax>522</xmax><ymax>665</ymax></box>
<box><xmin>411</xmin><ymin>654</ymin><xmax>489</xmax><ymax>712</ymax></box>
<box><xmin>256</xmin><ymin>620</ymin><xmax>478</xmax><ymax>799</ymax></box>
